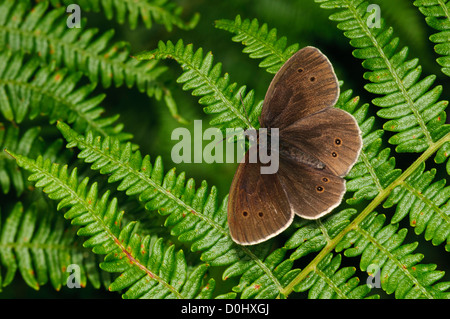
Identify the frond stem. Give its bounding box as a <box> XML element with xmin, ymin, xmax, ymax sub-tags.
<box><xmin>437</xmin><ymin>0</ymin><xmax>450</xmax><ymax>21</ymax></box>
<box><xmin>360</xmin><ymin>151</ymin><xmax>384</xmax><ymax>192</ymax></box>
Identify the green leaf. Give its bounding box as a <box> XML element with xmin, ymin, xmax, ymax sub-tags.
<box><xmin>135</xmin><ymin>40</ymin><xmax>261</xmax><ymax>131</ymax></box>
<box><xmin>215</xmin><ymin>15</ymin><xmax>300</xmax><ymax>74</ymax></box>
<box><xmin>6</xmin><ymin>150</ymin><xmax>213</xmax><ymax>298</ymax></box>
<box><xmin>0</xmin><ymin>201</ymin><xmax>106</xmax><ymax>291</ymax></box>
<box><xmin>318</xmin><ymin>0</ymin><xmax>450</xmax><ymax>153</ymax></box>
<box><xmin>48</xmin><ymin>0</ymin><xmax>200</xmax><ymax>31</ymax></box>
<box><xmin>0</xmin><ymin>0</ymin><xmax>187</xmax><ymax>123</ymax></box>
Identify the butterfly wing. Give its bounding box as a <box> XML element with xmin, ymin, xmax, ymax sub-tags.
<box><xmin>260</xmin><ymin>46</ymin><xmax>340</xmax><ymax>130</ymax></box>
<box><xmin>277</xmin><ymin>158</ymin><xmax>346</xmax><ymax>219</ymax></box>
<box><xmin>280</xmin><ymin>107</ymin><xmax>362</xmax><ymax>177</ymax></box>
<box><xmin>227</xmin><ymin>146</ymin><xmax>293</xmax><ymax>245</ymax></box>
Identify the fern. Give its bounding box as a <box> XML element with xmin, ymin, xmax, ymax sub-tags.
<box><xmin>294</xmin><ymin>253</ymin><xmax>374</xmax><ymax>299</ymax></box>
<box><xmin>214</xmin><ymin>15</ymin><xmax>300</xmax><ymax>74</ymax></box>
<box><xmin>0</xmin><ymin>1</ymin><xmax>162</xmax><ymax>93</ymax></box>
<box><xmin>235</xmin><ymin>209</ymin><xmax>375</xmax><ymax>299</ymax></box>
<box><xmin>384</xmin><ymin>162</ymin><xmax>450</xmax><ymax>250</ymax></box>
<box><xmin>5</xmin><ymin>151</ymin><xmax>216</xmax><ymax>299</ymax></box>
<box><xmin>213</xmin><ymin>6</ymin><xmax>450</xmax><ymax>298</ymax></box>
<box><xmin>334</xmin><ymin>211</ymin><xmax>449</xmax><ymax>298</ymax></box>
<box><xmin>52</xmin><ymin>121</ymin><xmax>401</xmax><ymax>299</ymax></box>
<box><xmin>313</xmin><ymin>0</ymin><xmax>450</xmax><ymax>154</ymax></box>
<box><xmin>46</xmin><ymin>0</ymin><xmax>200</xmax><ymax>31</ymax></box>
<box><xmin>0</xmin><ymin>123</ymin><xmax>40</xmax><ymax>195</ymax></box>
<box><xmin>0</xmin><ymin>200</ymin><xmax>107</xmax><ymax>291</ymax></box>
<box><xmin>292</xmin><ymin>212</ymin><xmax>450</xmax><ymax>298</ymax></box>
<box><xmin>414</xmin><ymin>0</ymin><xmax>450</xmax><ymax>77</ymax></box>
<box><xmin>72</xmin><ymin>5</ymin><xmax>450</xmax><ymax>298</ymax></box>
<box><xmin>135</xmin><ymin>40</ymin><xmax>261</xmax><ymax>131</ymax></box>
<box><xmin>0</xmin><ymin>0</ymin><xmax>187</xmax><ymax>123</ymax></box>
<box><xmin>8</xmin><ymin>124</ymin><xmax>379</xmax><ymax>298</ymax></box>
<box><xmin>0</xmin><ymin>120</ymin><xmax>68</xmax><ymax>196</ymax></box>
<box><xmin>414</xmin><ymin>0</ymin><xmax>450</xmax><ymax>176</ymax></box>
<box><xmin>0</xmin><ymin>49</ymin><xmax>132</xmax><ymax>143</ymax></box>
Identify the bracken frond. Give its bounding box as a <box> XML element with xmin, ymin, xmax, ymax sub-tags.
<box><xmin>135</xmin><ymin>39</ymin><xmax>262</xmax><ymax>131</ymax></box>
<box><xmin>0</xmin><ymin>201</ymin><xmax>107</xmax><ymax>291</ymax></box>
<box><xmin>384</xmin><ymin>162</ymin><xmax>450</xmax><ymax>251</ymax></box>
<box><xmin>0</xmin><ymin>0</ymin><xmax>187</xmax><ymax>123</ymax></box>
<box><xmin>0</xmin><ymin>49</ymin><xmax>133</xmax><ymax>144</ymax></box>
<box><xmin>293</xmin><ymin>253</ymin><xmax>375</xmax><ymax>299</ymax></box>
<box><xmin>0</xmin><ymin>123</ymin><xmax>40</xmax><ymax>195</ymax></box>
<box><xmin>47</xmin><ymin>0</ymin><xmax>200</xmax><ymax>31</ymax></box>
<box><xmin>335</xmin><ymin>212</ymin><xmax>450</xmax><ymax>298</ymax></box>
<box><xmin>5</xmin><ymin>150</ymin><xmax>215</xmax><ymax>299</ymax></box>
<box><xmin>55</xmin><ymin>121</ymin><xmax>293</xmax><ymax>298</ymax></box>
<box><xmin>414</xmin><ymin>0</ymin><xmax>450</xmax><ymax>77</ymax></box>
<box><xmin>214</xmin><ymin>15</ymin><xmax>300</xmax><ymax>74</ymax></box>
<box><xmin>316</xmin><ymin>0</ymin><xmax>450</xmax><ymax>153</ymax></box>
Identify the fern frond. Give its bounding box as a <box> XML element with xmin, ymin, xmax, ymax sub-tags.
<box><xmin>383</xmin><ymin>163</ymin><xmax>450</xmax><ymax>251</ymax></box>
<box><xmin>294</xmin><ymin>254</ymin><xmax>375</xmax><ymax>299</ymax></box>
<box><xmin>284</xmin><ymin>209</ymin><xmax>358</xmax><ymax>262</ymax></box>
<box><xmin>234</xmin><ymin>209</ymin><xmax>372</xmax><ymax>299</ymax></box>
<box><xmin>414</xmin><ymin>0</ymin><xmax>450</xmax><ymax>77</ymax></box>
<box><xmin>0</xmin><ymin>201</ymin><xmax>106</xmax><ymax>291</ymax></box>
<box><xmin>48</xmin><ymin>119</ymin><xmax>411</xmax><ymax>299</ymax></box>
<box><xmin>0</xmin><ymin>123</ymin><xmax>40</xmax><ymax>195</ymax></box>
<box><xmin>285</xmin><ymin>210</ymin><xmax>450</xmax><ymax>298</ymax></box>
<box><xmin>335</xmin><ymin>212</ymin><xmax>450</xmax><ymax>298</ymax></box>
<box><xmin>316</xmin><ymin>0</ymin><xmax>450</xmax><ymax>153</ymax></box>
<box><xmin>0</xmin><ymin>1</ymin><xmax>164</xmax><ymax>92</ymax></box>
<box><xmin>0</xmin><ymin>0</ymin><xmax>187</xmax><ymax>123</ymax></box>
<box><xmin>5</xmin><ymin>150</ymin><xmax>214</xmax><ymax>298</ymax></box>
<box><xmin>214</xmin><ymin>15</ymin><xmax>300</xmax><ymax>74</ymax></box>
<box><xmin>0</xmin><ymin>50</ymin><xmax>133</xmax><ymax>143</ymax></box>
<box><xmin>47</xmin><ymin>0</ymin><xmax>200</xmax><ymax>31</ymax></box>
<box><xmin>135</xmin><ymin>39</ymin><xmax>261</xmax><ymax>130</ymax></box>
<box><xmin>281</xmin><ymin>131</ymin><xmax>450</xmax><ymax>298</ymax></box>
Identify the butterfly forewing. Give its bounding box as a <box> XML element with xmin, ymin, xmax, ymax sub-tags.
<box><xmin>227</xmin><ymin>147</ymin><xmax>293</xmax><ymax>245</ymax></box>
<box><xmin>260</xmin><ymin>46</ymin><xmax>340</xmax><ymax>130</ymax></box>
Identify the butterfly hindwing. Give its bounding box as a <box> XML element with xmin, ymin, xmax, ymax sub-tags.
<box><xmin>277</xmin><ymin>158</ymin><xmax>346</xmax><ymax>219</ymax></box>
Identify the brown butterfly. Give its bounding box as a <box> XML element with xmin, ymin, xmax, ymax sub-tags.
<box><xmin>227</xmin><ymin>47</ymin><xmax>362</xmax><ymax>245</ymax></box>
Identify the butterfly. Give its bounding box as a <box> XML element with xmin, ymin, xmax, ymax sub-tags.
<box><xmin>227</xmin><ymin>47</ymin><xmax>362</xmax><ymax>245</ymax></box>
